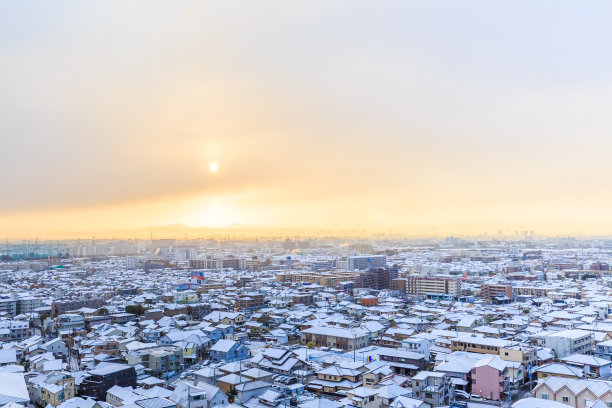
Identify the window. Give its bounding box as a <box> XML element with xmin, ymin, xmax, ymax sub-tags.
<box><xmin>562</xmin><ymin>397</ymin><xmax>569</xmax><ymax>403</ymax></box>
<box><xmin>541</xmin><ymin>394</ymin><xmax>549</xmax><ymax>400</ymax></box>
<box><xmin>369</xmin><ymin>396</ymin><xmax>375</xmax><ymax>402</ymax></box>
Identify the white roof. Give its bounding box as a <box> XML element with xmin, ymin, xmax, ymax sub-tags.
<box><xmin>512</xmin><ymin>397</ymin><xmax>568</xmax><ymax>408</ymax></box>
<box><xmin>211</xmin><ymin>339</ymin><xmax>237</xmax><ymax>353</ymax></box>
<box><xmin>473</xmin><ymin>355</ymin><xmax>509</xmax><ymax>372</ymax></box>
<box><xmin>561</xmin><ymin>354</ymin><xmax>612</xmax><ymax>367</ymax></box>
<box><xmin>0</xmin><ymin>373</ymin><xmax>29</xmax><ymax>405</ymax></box>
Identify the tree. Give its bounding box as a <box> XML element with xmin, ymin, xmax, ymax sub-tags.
<box><xmin>96</xmin><ymin>308</ymin><xmax>109</xmax><ymax>316</ymax></box>
<box><xmin>125</xmin><ymin>304</ymin><xmax>146</xmax><ymax>316</ymax></box>
<box><xmin>249</xmin><ymin>328</ymin><xmax>261</xmax><ymax>338</ymax></box>
<box><xmin>257</xmin><ymin>314</ymin><xmax>273</xmax><ymax>328</ymax></box>
<box><xmin>306</xmin><ymin>341</ymin><xmax>314</xmax><ymax>349</ymax></box>
<box><xmin>227</xmin><ymin>389</ymin><xmax>237</xmax><ymax>403</ymax></box>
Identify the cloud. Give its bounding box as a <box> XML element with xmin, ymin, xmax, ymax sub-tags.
<box><xmin>2</xmin><ymin>0</ymin><xmax>612</xmax><ymax>236</ymax></box>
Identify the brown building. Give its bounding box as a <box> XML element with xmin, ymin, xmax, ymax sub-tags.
<box><xmin>187</xmin><ymin>304</ymin><xmax>211</xmax><ymax>319</ymax></box>
<box><xmin>480</xmin><ymin>283</ymin><xmax>513</xmax><ymax>301</ymax></box>
<box><xmin>360</xmin><ymin>296</ymin><xmax>379</xmax><ymax>307</ymax></box>
<box><xmin>92</xmin><ymin>340</ymin><xmax>121</xmax><ymax>357</ymax></box>
<box><xmin>164</xmin><ymin>304</ymin><xmax>187</xmax><ymax>316</ymax></box>
<box><xmin>391</xmin><ymin>278</ymin><xmax>407</xmax><ymax>294</ymax></box>
<box><xmin>195</xmin><ymin>283</ymin><xmax>225</xmax><ymax>294</ymax></box>
<box><xmin>276</xmin><ymin>272</ymin><xmax>360</xmax><ymax>287</ymax></box>
<box><xmin>236</xmin><ymin>293</ymin><xmax>265</xmax><ymax>311</ymax></box>
<box><xmin>292</xmin><ymin>294</ymin><xmax>314</xmax><ymax>306</ymax></box>
<box><xmin>354</xmin><ymin>268</ymin><xmax>398</xmax><ymax>290</ymax></box>
<box><xmin>52</xmin><ymin>298</ymin><xmax>106</xmax><ymax>317</ymax></box>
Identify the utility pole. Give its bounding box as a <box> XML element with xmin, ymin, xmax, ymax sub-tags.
<box><xmin>353</xmin><ymin>331</ymin><xmax>356</xmax><ymax>362</ymax></box>
<box><xmin>187</xmin><ymin>383</ymin><xmax>191</xmax><ymax>408</ymax></box>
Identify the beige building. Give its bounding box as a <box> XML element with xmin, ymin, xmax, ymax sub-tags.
<box><xmin>533</xmin><ymin>377</ymin><xmax>612</xmax><ymax>408</ymax></box>
<box><xmin>28</xmin><ymin>373</ymin><xmax>75</xmax><ymax>407</ymax></box>
<box><xmin>405</xmin><ymin>276</ymin><xmax>461</xmax><ymax>297</ymax></box>
<box><xmin>500</xmin><ymin>345</ymin><xmax>537</xmax><ymax>366</ymax></box>
<box><xmin>127</xmin><ymin>345</ymin><xmax>184</xmax><ymax>376</ymax></box>
<box><xmin>451</xmin><ymin>335</ymin><xmax>514</xmax><ymax>355</ymax></box>
<box><xmin>301</xmin><ymin>326</ymin><xmax>369</xmax><ymax>350</ymax></box>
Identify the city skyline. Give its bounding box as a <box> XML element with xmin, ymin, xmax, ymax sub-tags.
<box><xmin>4</xmin><ymin>1</ymin><xmax>612</xmax><ymax>238</ymax></box>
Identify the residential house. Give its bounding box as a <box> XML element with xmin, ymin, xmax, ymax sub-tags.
<box><xmin>210</xmin><ymin>340</ymin><xmax>248</xmax><ymax>363</ymax></box>
<box><xmin>377</xmin><ymin>348</ymin><xmax>427</xmax><ymax>376</ymax></box>
<box><xmin>79</xmin><ymin>363</ymin><xmax>137</xmax><ymax>401</ymax></box>
<box><xmin>28</xmin><ymin>373</ymin><xmax>75</xmax><ymax>407</ymax></box>
<box><xmin>533</xmin><ymin>363</ymin><xmax>583</xmax><ymax>380</ymax></box>
<box><xmin>533</xmin><ymin>376</ymin><xmax>612</xmax><ymax>408</ymax></box>
<box><xmin>301</xmin><ymin>326</ymin><xmax>369</xmax><ymax>351</ymax></box>
<box><xmin>411</xmin><ymin>371</ymin><xmax>453</xmax><ymax>407</ymax></box>
<box><xmin>308</xmin><ymin>366</ymin><xmax>361</xmax><ymax>395</ymax></box>
<box><xmin>560</xmin><ymin>354</ymin><xmax>612</xmax><ymax>378</ymax></box>
<box><xmin>127</xmin><ymin>346</ymin><xmax>184</xmax><ymax>376</ymax></box>
<box><xmin>471</xmin><ymin>356</ymin><xmax>513</xmax><ymax>401</ymax></box>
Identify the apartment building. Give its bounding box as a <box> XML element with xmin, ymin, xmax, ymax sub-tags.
<box><xmin>236</xmin><ymin>293</ymin><xmax>265</xmax><ymax>311</ymax></box>
<box><xmin>544</xmin><ymin>330</ymin><xmax>593</xmax><ymax>358</ymax></box>
<box><xmin>347</xmin><ymin>255</ymin><xmax>387</xmax><ymax>271</ymax></box>
<box><xmin>0</xmin><ymin>296</ymin><xmax>17</xmax><ymax>317</ymax></box>
<box><xmin>480</xmin><ymin>283</ymin><xmax>513</xmax><ymax>301</ymax></box>
<box><xmin>513</xmin><ymin>286</ymin><xmax>551</xmax><ymax>298</ymax></box>
<box><xmin>292</xmin><ymin>294</ymin><xmax>314</xmax><ymax>306</ymax></box>
<box><xmin>451</xmin><ymin>335</ymin><xmax>514</xmax><ymax>355</ymax></box>
<box><xmin>354</xmin><ymin>268</ymin><xmax>398</xmax><ymax>290</ymax></box>
<box><xmin>51</xmin><ymin>298</ymin><xmax>105</xmax><ymax>316</ymax></box>
<box><xmin>402</xmin><ymin>276</ymin><xmax>462</xmax><ymax>298</ymax></box>
<box><xmin>0</xmin><ymin>320</ymin><xmax>29</xmax><ymax>341</ymax></box>
<box><xmin>276</xmin><ymin>272</ymin><xmax>361</xmax><ymax>287</ymax></box>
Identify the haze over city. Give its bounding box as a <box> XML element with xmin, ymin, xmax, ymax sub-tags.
<box><xmin>8</xmin><ymin>3</ymin><xmax>612</xmax><ymax>408</ymax></box>
<box><xmin>3</xmin><ymin>1</ymin><xmax>612</xmax><ymax>238</ymax></box>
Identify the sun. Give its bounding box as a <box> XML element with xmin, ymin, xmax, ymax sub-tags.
<box><xmin>209</xmin><ymin>162</ymin><xmax>219</xmax><ymax>172</ymax></box>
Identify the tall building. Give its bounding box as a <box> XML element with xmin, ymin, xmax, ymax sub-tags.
<box><xmin>401</xmin><ymin>276</ymin><xmax>461</xmax><ymax>298</ymax></box>
<box><xmin>354</xmin><ymin>268</ymin><xmax>398</xmax><ymax>290</ymax></box>
<box><xmin>347</xmin><ymin>255</ymin><xmax>386</xmax><ymax>271</ymax></box>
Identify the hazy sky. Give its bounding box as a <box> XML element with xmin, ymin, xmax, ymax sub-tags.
<box><xmin>3</xmin><ymin>1</ymin><xmax>612</xmax><ymax>238</ymax></box>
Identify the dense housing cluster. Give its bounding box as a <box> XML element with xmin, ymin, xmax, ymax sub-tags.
<box><xmin>0</xmin><ymin>236</ymin><xmax>611</xmax><ymax>408</ymax></box>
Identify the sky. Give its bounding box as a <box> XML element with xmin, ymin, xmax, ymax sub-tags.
<box><xmin>2</xmin><ymin>1</ymin><xmax>612</xmax><ymax>238</ymax></box>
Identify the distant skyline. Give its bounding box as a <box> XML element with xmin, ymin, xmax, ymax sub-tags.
<box><xmin>3</xmin><ymin>1</ymin><xmax>612</xmax><ymax>238</ymax></box>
